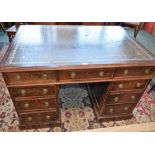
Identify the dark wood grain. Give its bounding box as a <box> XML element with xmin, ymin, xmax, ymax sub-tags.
<box><xmin>110</xmin><ymin>79</ymin><xmax>149</xmax><ymax>92</ymax></box>
<box><xmin>9</xmin><ymin>85</ymin><xmax>57</xmax><ymax>98</ymax></box>
<box><xmin>14</xmin><ymin>97</ymin><xmax>57</xmax><ymax>112</ymax></box>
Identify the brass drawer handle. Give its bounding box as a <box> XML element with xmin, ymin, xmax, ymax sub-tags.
<box><xmin>118</xmin><ymin>83</ymin><xmax>124</xmax><ymax>89</ymax></box>
<box><xmin>131</xmin><ymin>95</ymin><xmax>135</xmax><ymax>100</ymax></box>
<box><xmin>99</xmin><ymin>71</ymin><xmax>104</xmax><ymax>77</ymax></box>
<box><xmin>16</xmin><ymin>74</ymin><xmax>21</xmax><ymax>81</ymax></box>
<box><xmin>43</xmin><ymin>88</ymin><xmax>48</xmax><ymax>95</ymax></box>
<box><xmin>114</xmin><ymin>96</ymin><xmax>119</xmax><ymax>102</ymax></box>
<box><xmin>27</xmin><ymin>117</ymin><xmax>32</xmax><ymax>121</ymax></box>
<box><xmin>124</xmin><ymin>106</ymin><xmax>129</xmax><ymax>111</ymax></box>
<box><xmin>136</xmin><ymin>82</ymin><xmax>141</xmax><ymax>88</ymax></box>
<box><xmin>24</xmin><ymin>103</ymin><xmax>29</xmax><ymax>108</ymax></box>
<box><xmin>21</xmin><ymin>89</ymin><xmax>26</xmax><ymax>96</ymax></box>
<box><xmin>124</xmin><ymin>69</ymin><xmax>129</xmax><ymax>75</ymax></box>
<box><xmin>109</xmin><ymin>108</ymin><xmax>114</xmax><ymax>113</ymax></box>
<box><xmin>44</xmin><ymin>101</ymin><xmax>49</xmax><ymax>107</ymax></box>
<box><xmin>70</xmin><ymin>72</ymin><xmax>76</xmax><ymax>79</ymax></box>
<box><xmin>42</xmin><ymin>73</ymin><xmax>48</xmax><ymax>79</ymax></box>
<box><xmin>145</xmin><ymin>69</ymin><xmax>150</xmax><ymax>74</ymax></box>
<box><xmin>46</xmin><ymin>115</ymin><xmax>51</xmax><ymax>120</ymax></box>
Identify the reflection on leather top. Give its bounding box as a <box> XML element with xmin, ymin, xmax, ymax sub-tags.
<box><xmin>3</xmin><ymin>25</ymin><xmax>155</xmax><ymax>67</ymax></box>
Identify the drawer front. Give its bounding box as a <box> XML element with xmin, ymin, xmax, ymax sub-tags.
<box><xmin>110</xmin><ymin>80</ymin><xmax>149</xmax><ymax>91</ymax></box>
<box><xmin>19</xmin><ymin>111</ymin><xmax>58</xmax><ymax>125</ymax></box>
<box><xmin>15</xmin><ymin>98</ymin><xmax>57</xmax><ymax>112</ymax></box>
<box><xmin>114</xmin><ymin>67</ymin><xmax>155</xmax><ymax>78</ymax></box>
<box><xmin>10</xmin><ymin>86</ymin><xmax>57</xmax><ymax>98</ymax></box>
<box><xmin>104</xmin><ymin>104</ymin><xmax>136</xmax><ymax>115</ymax></box>
<box><xmin>107</xmin><ymin>92</ymin><xmax>142</xmax><ymax>104</ymax></box>
<box><xmin>59</xmin><ymin>69</ymin><xmax>114</xmax><ymax>81</ymax></box>
<box><xmin>4</xmin><ymin>71</ymin><xmax>57</xmax><ymax>85</ymax></box>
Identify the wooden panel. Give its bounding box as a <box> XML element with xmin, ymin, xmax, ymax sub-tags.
<box><xmin>59</xmin><ymin>69</ymin><xmax>114</xmax><ymax>82</ymax></box>
<box><xmin>15</xmin><ymin>97</ymin><xmax>57</xmax><ymax>112</ymax></box>
<box><xmin>114</xmin><ymin>67</ymin><xmax>155</xmax><ymax>78</ymax></box>
<box><xmin>82</xmin><ymin>22</ymin><xmax>106</xmax><ymax>25</ymax></box>
<box><xmin>107</xmin><ymin>92</ymin><xmax>142</xmax><ymax>104</ymax></box>
<box><xmin>31</xmin><ymin>22</ymin><xmax>56</xmax><ymax>25</ymax></box>
<box><xmin>110</xmin><ymin>79</ymin><xmax>149</xmax><ymax>91</ymax></box>
<box><xmin>4</xmin><ymin>71</ymin><xmax>57</xmax><ymax>85</ymax></box>
<box><xmin>9</xmin><ymin>86</ymin><xmax>57</xmax><ymax>98</ymax></box>
<box><xmin>19</xmin><ymin>110</ymin><xmax>58</xmax><ymax>125</ymax></box>
<box><xmin>104</xmin><ymin>103</ymin><xmax>136</xmax><ymax>115</ymax></box>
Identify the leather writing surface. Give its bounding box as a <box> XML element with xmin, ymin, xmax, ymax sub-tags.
<box><xmin>2</xmin><ymin>25</ymin><xmax>155</xmax><ymax>67</ymax></box>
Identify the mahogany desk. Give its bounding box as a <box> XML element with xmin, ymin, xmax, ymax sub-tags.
<box><xmin>1</xmin><ymin>25</ymin><xmax>155</xmax><ymax>129</ymax></box>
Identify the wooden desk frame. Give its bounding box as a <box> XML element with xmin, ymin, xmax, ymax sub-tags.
<box><xmin>1</xmin><ymin>25</ymin><xmax>155</xmax><ymax>130</ymax></box>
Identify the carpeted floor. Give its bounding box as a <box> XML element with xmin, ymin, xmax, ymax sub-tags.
<box><xmin>0</xmin><ymin>26</ymin><xmax>155</xmax><ymax>131</ymax></box>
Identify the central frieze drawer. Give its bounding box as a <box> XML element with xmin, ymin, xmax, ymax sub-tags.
<box><xmin>19</xmin><ymin>111</ymin><xmax>58</xmax><ymax>125</ymax></box>
<box><xmin>4</xmin><ymin>71</ymin><xmax>57</xmax><ymax>85</ymax></box>
<box><xmin>59</xmin><ymin>69</ymin><xmax>114</xmax><ymax>81</ymax></box>
<box><xmin>10</xmin><ymin>86</ymin><xmax>57</xmax><ymax>98</ymax></box>
<box><xmin>110</xmin><ymin>79</ymin><xmax>149</xmax><ymax>91</ymax></box>
<box><xmin>107</xmin><ymin>92</ymin><xmax>142</xmax><ymax>104</ymax></box>
<box><xmin>15</xmin><ymin>97</ymin><xmax>57</xmax><ymax>112</ymax></box>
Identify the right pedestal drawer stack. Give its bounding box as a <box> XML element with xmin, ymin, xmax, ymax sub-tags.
<box><xmin>89</xmin><ymin>66</ymin><xmax>155</xmax><ymax>122</ymax></box>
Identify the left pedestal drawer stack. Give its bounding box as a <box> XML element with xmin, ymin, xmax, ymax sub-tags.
<box><xmin>2</xmin><ymin>71</ymin><xmax>60</xmax><ymax>129</ymax></box>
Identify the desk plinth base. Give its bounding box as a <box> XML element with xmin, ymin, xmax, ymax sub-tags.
<box><xmin>19</xmin><ymin>121</ymin><xmax>61</xmax><ymax>130</ymax></box>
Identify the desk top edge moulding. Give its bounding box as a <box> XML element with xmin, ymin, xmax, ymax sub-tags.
<box><xmin>1</xmin><ymin>25</ymin><xmax>155</xmax><ymax>72</ymax></box>
<box><xmin>1</xmin><ymin>25</ymin><xmax>155</xmax><ymax>129</ymax></box>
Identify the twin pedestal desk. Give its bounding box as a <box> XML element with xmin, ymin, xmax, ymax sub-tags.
<box><xmin>1</xmin><ymin>25</ymin><xmax>155</xmax><ymax>129</ymax></box>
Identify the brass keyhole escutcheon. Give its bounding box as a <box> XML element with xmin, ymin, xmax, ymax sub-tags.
<box><xmin>43</xmin><ymin>88</ymin><xmax>48</xmax><ymax>95</ymax></box>
<box><xmin>70</xmin><ymin>72</ymin><xmax>76</xmax><ymax>79</ymax></box>
<box><xmin>118</xmin><ymin>83</ymin><xmax>124</xmax><ymax>89</ymax></box>
<box><xmin>27</xmin><ymin>117</ymin><xmax>32</xmax><ymax>121</ymax></box>
<box><xmin>16</xmin><ymin>74</ymin><xmax>21</xmax><ymax>81</ymax></box>
<box><xmin>44</xmin><ymin>101</ymin><xmax>49</xmax><ymax>107</ymax></box>
<box><xmin>24</xmin><ymin>103</ymin><xmax>29</xmax><ymax>108</ymax></box>
<box><xmin>21</xmin><ymin>89</ymin><xmax>26</xmax><ymax>96</ymax></box>
<box><xmin>124</xmin><ymin>69</ymin><xmax>128</xmax><ymax>75</ymax></box>
<box><xmin>114</xmin><ymin>97</ymin><xmax>119</xmax><ymax>102</ymax></box>
<box><xmin>42</xmin><ymin>73</ymin><xmax>48</xmax><ymax>79</ymax></box>
<box><xmin>109</xmin><ymin>108</ymin><xmax>114</xmax><ymax>113</ymax></box>
<box><xmin>136</xmin><ymin>82</ymin><xmax>141</xmax><ymax>88</ymax></box>
<box><xmin>145</xmin><ymin>69</ymin><xmax>150</xmax><ymax>74</ymax></box>
<box><xmin>99</xmin><ymin>71</ymin><xmax>104</xmax><ymax>77</ymax></box>
<box><xmin>131</xmin><ymin>95</ymin><xmax>135</xmax><ymax>100</ymax></box>
<box><xmin>124</xmin><ymin>106</ymin><xmax>129</xmax><ymax>111</ymax></box>
<box><xmin>46</xmin><ymin>115</ymin><xmax>51</xmax><ymax>120</ymax></box>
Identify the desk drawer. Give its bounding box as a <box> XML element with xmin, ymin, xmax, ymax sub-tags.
<box><xmin>104</xmin><ymin>103</ymin><xmax>136</xmax><ymax>115</ymax></box>
<box><xmin>110</xmin><ymin>80</ymin><xmax>149</xmax><ymax>91</ymax></box>
<box><xmin>10</xmin><ymin>86</ymin><xmax>57</xmax><ymax>98</ymax></box>
<box><xmin>114</xmin><ymin>67</ymin><xmax>155</xmax><ymax>78</ymax></box>
<box><xmin>19</xmin><ymin>111</ymin><xmax>58</xmax><ymax>125</ymax></box>
<box><xmin>15</xmin><ymin>97</ymin><xmax>57</xmax><ymax>112</ymax></box>
<box><xmin>107</xmin><ymin>92</ymin><xmax>142</xmax><ymax>104</ymax></box>
<box><xmin>59</xmin><ymin>69</ymin><xmax>114</xmax><ymax>81</ymax></box>
<box><xmin>4</xmin><ymin>71</ymin><xmax>57</xmax><ymax>85</ymax></box>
